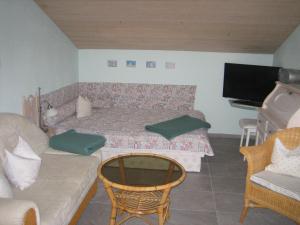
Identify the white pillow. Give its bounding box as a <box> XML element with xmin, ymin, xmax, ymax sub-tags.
<box><xmin>13</xmin><ymin>136</ymin><xmax>41</xmax><ymax>160</ymax></box>
<box><xmin>270</xmin><ymin>138</ymin><xmax>300</xmax><ymax>164</ymax></box>
<box><xmin>0</xmin><ymin>173</ymin><xmax>13</xmax><ymax>198</ymax></box>
<box><xmin>2</xmin><ymin>137</ymin><xmax>41</xmax><ymax>190</ymax></box>
<box><xmin>76</xmin><ymin>95</ymin><xmax>92</xmax><ymax>118</ymax></box>
<box><xmin>265</xmin><ymin>138</ymin><xmax>300</xmax><ymax>178</ymax></box>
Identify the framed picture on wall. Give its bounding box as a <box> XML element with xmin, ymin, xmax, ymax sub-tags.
<box><xmin>165</xmin><ymin>62</ymin><xmax>176</xmax><ymax>69</ymax></box>
<box><xmin>107</xmin><ymin>60</ymin><xmax>118</xmax><ymax>67</ymax></box>
<box><xmin>146</xmin><ymin>61</ymin><xmax>156</xmax><ymax>68</ymax></box>
<box><xmin>126</xmin><ymin>60</ymin><xmax>136</xmax><ymax>68</ymax></box>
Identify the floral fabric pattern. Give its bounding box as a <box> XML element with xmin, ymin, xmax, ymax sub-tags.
<box><xmin>40</xmin><ymin>83</ymin><xmax>79</xmax><ymax>113</ymax></box>
<box><xmin>44</xmin><ymin>99</ymin><xmax>77</xmax><ymax>126</ymax></box>
<box><xmin>54</xmin><ymin>108</ymin><xmax>214</xmax><ymax>156</ymax></box>
<box><xmin>79</xmin><ymin>82</ymin><xmax>196</xmax><ymax>111</ymax></box>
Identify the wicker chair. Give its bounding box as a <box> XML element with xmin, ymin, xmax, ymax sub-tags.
<box><xmin>240</xmin><ymin>127</ymin><xmax>300</xmax><ymax>224</ymax></box>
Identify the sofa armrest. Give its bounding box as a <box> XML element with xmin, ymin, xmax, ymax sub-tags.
<box><xmin>0</xmin><ymin>199</ymin><xmax>40</xmax><ymax>225</ymax></box>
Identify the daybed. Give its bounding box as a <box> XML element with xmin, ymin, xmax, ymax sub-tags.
<box><xmin>0</xmin><ymin>113</ymin><xmax>101</xmax><ymax>225</ymax></box>
<box><xmin>41</xmin><ymin>82</ymin><xmax>214</xmax><ymax>172</ymax></box>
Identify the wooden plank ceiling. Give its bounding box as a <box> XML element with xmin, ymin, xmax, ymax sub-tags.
<box><xmin>35</xmin><ymin>0</ymin><xmax>300</xmax><ymax>53</ymax></box>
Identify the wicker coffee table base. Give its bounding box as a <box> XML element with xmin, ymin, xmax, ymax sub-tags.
<box><xmin>104</xmin><ymin>184</ymin><xmax>171</xmax><ymax>225</ymax></box>
<box><xmin>99</xmin><ymin>154</ymin><xmax>186</xmax><ymax>225</ymax></box>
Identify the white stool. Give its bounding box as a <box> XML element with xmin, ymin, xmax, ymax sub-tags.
<box><xmin>239</xmin><ymin>119</ymin><xmax>257</xmax><ymax>147</ymax></box>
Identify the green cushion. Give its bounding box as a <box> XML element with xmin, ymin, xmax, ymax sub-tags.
<box><xmin>49</xmin><ymin>129</ymin><xmax>106</xmax><ymax>155</ymax></box>
<box><xmin>145</xmin><ymin>115</ymin><xmax>211</xmax><ymax>140</ymax></box>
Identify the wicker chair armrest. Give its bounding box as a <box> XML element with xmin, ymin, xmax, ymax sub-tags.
<box><xmin>240</xmin><ymin>143</ymin><xmax>272</xmax><ymax>176</ymax></box>
<box><xmin>241</xmin><ymin>127</ymin><xmax>300</xmax><ymax>177</ymax></box>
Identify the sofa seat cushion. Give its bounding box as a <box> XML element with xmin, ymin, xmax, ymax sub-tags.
<box><xmin>250</xmin><ymin>171</ymin><xmax>300</xmax><ymax>201</ymax></box>
<box><xmin>12</xmin><ymin>153</ymin><xmax>99</xmax><ymax>225</ymax></box>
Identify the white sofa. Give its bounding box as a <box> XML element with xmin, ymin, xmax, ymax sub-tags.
<box><xmin>0</xmin><ymin>113</ymin><xmax>101</xmax><ymax>225</ymax></box>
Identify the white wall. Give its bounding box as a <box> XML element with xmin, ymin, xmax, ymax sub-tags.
<box><xmin>79</xmin><ymin>50</ymin><xmax>273</xmax><ymax>134</ymax></box>
<box><xmin>273</xmin><ymin>25</ymin><xmax>300</xmax><ymax>69</ymax></box>
<box><xmin>0</xmin><ymin>0</ymin><xmax>78</xmax><ymax>113</ymax></box>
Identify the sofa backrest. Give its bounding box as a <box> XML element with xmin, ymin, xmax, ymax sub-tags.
<box><xmin>0</xmin><ymin>113</ymin><xmax>49</xmax><ymax>165</ymax></box>
<box><xmin>79</xmin><ymin>82</ymin><xmax>197</xmax><ymax>111</ymax></box>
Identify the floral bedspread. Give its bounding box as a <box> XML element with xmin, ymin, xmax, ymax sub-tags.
<box><xmin>54</xmin><ymin>108</ymin><xmax>214</xmax><ymax>156</ymax></box>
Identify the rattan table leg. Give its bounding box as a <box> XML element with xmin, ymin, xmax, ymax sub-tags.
<box><xmin>109</xmin><ymin>206</ymin><xmax>117</xmax><ymax>225</ymax></box>
<box><xmin>165</xmin><ymin>202</ymin><xmax>170</xmax><ymax>220</ymax></box>
<box><xmin>158</xmin><ymin>209</ymin><xmax>165</xmax><ymax>225</ymax></box>
<box><xmin>103</xmin><ymin>183</ymin><xmax>118</xmax><ymax>225</ymax></box>
<box><xmin>118</xmin><ymin>158</ymin><xmax>126</xmax><ymax>184</ymax></box>
<box><xmin>157</xmin><ymin>188</ymin><xmax>171</xmax><ymax>225</ymax></box>
<box><xmin>165</xmin><ymin>162</ymin><xmax>175</xmax><ymax>183</ymax></box>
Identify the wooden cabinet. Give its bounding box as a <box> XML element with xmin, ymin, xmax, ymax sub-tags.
<box><xmin>256</xmin><ymin>82</ymin><xmax>300</xmax><ymax>144</ymax></box>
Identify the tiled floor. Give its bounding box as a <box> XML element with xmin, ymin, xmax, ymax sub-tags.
<box><xmin>78</xmin><ymin>137</ymin><xmax>296</xmax><ymax>225</ymax></box>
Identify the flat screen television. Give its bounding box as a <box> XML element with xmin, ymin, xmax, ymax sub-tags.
<box><xmin>223</xmin><ymin>63</ymin><xmax>280</xmax><ymax>105</ymax></box>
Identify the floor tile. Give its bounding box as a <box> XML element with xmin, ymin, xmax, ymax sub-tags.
<box><xmin>168</xmin><ymin>209</ymin><xmax>218</xmax><ymax>225</ymax></box>
<box><xmin>77</xmin><ymin>202</ymin><xmax>111</xmax><ymax>225</ymax></box>
<box><xmin>217</xmin><ymin>210</ymin><xmax>260</xmax><ymax>225</ymax></box>
<box><xmin>217</xmin><ymin>209</ymin><xmax>296</xmax><ymax>225</ymax></box>
<box><xmin>254</xmin><ymin>208</ymin><xmax>296</xmax><ymax>225</ymax></box>
<box><xmin>214</xmin><ymin>192</ymin><xmax>244</xmax><ymax>213</ymax></box>
<box><xmin>226</xmin><ymin>161</ymin><xmax>247</xmax><ymax>178</ymax></box>
<box><xmin>206</xmin><ymin>144</ymin><xmax>244</xmax><ymax>163</ymax></box>
<box><xmin>199</xmin><ymin>162</ymin><xmax>210</xmax><ymax>176</ymax></box>
<box><xmin>208</xmin><ymin>162</ymin><xmax>229</xmax><ymax>177</ymax></box>
<box><xmin>208</xmin><ymin>161</ymin><xmax>246</xmax><ymax>178</ymax></box>
<box><xmin>91</xmin><ymin>182</ymin><xmax>110</xmax><ymax>204</ymax></box>
<box><xmin>211</xmin><ymin>177</ymin><xmax>245</xmax><ymax>194</ymax></box>
<box><xmin>174</xmin><ymin>172</ymin><xmax>212</xmax><ymax>193</ymax></box>
<box><xmin>171</xmin><ymin>190</ymin><xmax>216</xmax><ymax>212</ymax></box>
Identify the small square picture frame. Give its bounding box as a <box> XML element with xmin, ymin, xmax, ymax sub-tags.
<box><xmin>146</xmin><ymin>61</ymin><xmax>156</xmax><ymax>68</ymax></box>
<box><xmin>165</xmin><ymin>62</ymin><xmax>176</xmax><ymax>69</ymax></box>
<box><xmin>126</xmin><ymin>60</ymin><xmax>136</xmax><ymax>68</ymax></box>
<box><xmin>107</xmin><ymin>60</ymin><xmax>118</xmax><ymax>67</ymax></box>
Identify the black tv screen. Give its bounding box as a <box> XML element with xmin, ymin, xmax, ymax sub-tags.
<box><xmin>223</xmin><ymin>63</ymin><xmax>280</xmax><ymax>103</ymax></box>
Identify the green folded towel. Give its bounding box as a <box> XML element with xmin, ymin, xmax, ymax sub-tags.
<box><xmin>145</xmin><ymin>115</ymin><xmax>211</xmax><ymax>140</ymax></box>
<box><xmin>49</xmin><ymin>129</ymin><xmax>106</xmax><ymax>155</ymax></box>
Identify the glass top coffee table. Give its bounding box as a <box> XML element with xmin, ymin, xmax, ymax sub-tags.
<box><xmin>98</xmin><ymin>153</ymin><xmax>186</xmax><ymax>225</ymax></box>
